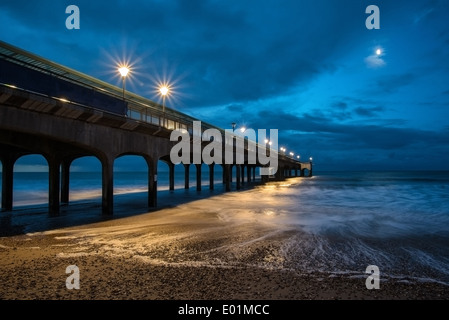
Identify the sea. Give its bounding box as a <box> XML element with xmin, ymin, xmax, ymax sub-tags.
<box><xmin>1</xmin><ymin>170</ymin><xmax>449</xmax><ymax>285</ymax></box>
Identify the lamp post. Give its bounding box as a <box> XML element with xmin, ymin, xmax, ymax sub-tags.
<box><xmin>118</xmin><ymin>66</ymin><xmax>129</xmax><ymax>100</ymax></box>
<box><xmin>159</xmin><ymin>85</ymin><xmax>169</xmax><ymax>127</ymax></box>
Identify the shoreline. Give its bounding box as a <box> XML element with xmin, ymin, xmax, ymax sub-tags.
<box><xmin>1</xmin><ymin>181</ymin><xmax>448</xmax><ymax>300</ymax></box>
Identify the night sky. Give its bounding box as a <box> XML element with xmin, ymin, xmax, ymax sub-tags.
<box><xmin>1</xmin><ymin>0</ymin><xmax>449</xmax><ymax>172</ymax></box>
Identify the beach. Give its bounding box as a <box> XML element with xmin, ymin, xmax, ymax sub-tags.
<box><xmin>1</xmin><ymin>176</ymin><xmax>449</xmax><ymax>301</ymax></box>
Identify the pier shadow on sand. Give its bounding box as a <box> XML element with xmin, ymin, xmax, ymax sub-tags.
<box><xmin>0</xmin><ymin>181</ymin><xmax>262</xmax><ymax>236</ymax></box>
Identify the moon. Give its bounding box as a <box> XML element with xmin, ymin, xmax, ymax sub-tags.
<box><xmin>376</xmin><ymin>48</ymin><xmax>382</xmax><ymax>55</ymax></box>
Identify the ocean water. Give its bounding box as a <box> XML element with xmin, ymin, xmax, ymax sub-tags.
<box><xmin>1</xmin><ymin>170</ymin><xmax>449</xmax><ymax>285</ymax></box>
<box><xmin>0</xmin><ymin>170</ymin><xmax>226</xmax><ymax>206</ymax></box>
<box><xmin>217</xmin><ymin>171</ymin><xmax>449</xmax><ymax>285</ymax></box>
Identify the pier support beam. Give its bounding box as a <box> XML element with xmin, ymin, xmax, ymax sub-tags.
<box><xmin>209</xmin><ymin>164</ymin><xmax>214</xmax><ymax>190</ymax></box>
<box><xmin>247</xmin><ymin>166</ymin><xmax>251</xmax><ymax>183</ymax></box>
<box><xmin>60</xmin><ymin>158</ymin><xmax>72</xmax><ymax>204</ymax></box>
<box><xmin>148</xmin><ymin>160</ymin><xmax>157</xmax><ymax>207</ymax></box>
<box><xmin>48</xmin><ymin>156</ymin><xmax>61</xmax><ymax>215</ymax></box>
<box><xmin>184</xmin><ymin>164</ymin><xmax>190</xmax><ymax>189</ymax></box>
<box><xmin>236</xmin><ymin>165</ymin><xmax>241</xmax><ymax>190</ymax></box>
<box><xmin>1</xmin><ymin>155</ymin><xmax>15</xmax><ymax>212</ymax></box>
<box><xmin>224</xmin><ymin>165</ymin><xmax>231</xmax><ymax>192</ymax></box>
<box><xmin>169</xmin><ymin>162</ymin><xmax>175</xmax><ymax>191</ymax></box>
<box><xmin>241</xmin><ymin>165</ymin><xmax>245</xmax><ymax>184</ymax></box>
<box><xmin>196</xmin><ymin>164</ymin><xmax>202</xmax><ymax>191</ymax></box>
<box><xmin>102</xmin><ymin>156</ymin><xmax>114</xmax><ymax>215</ymax></box>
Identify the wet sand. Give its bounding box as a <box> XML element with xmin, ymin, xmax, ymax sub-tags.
<box><xmin>1</xmin><ymin>185</ymin><xmax>448</xmax><ymax>301</ymax></box>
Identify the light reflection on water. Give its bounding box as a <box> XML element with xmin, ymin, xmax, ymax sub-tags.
<box><xmin>2</xmin><ymin>171</ymin><xmax>449</xmax><ymax>284</ymax></box>
<box><xmin>213</xmin><ymin>172</ymin><xmax>449</xmax><ymax>284</ymax></box>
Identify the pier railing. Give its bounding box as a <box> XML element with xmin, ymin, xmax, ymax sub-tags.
<box><xmin>0</xmin><ymin>40</ymin><xmax>301</xmax><ymax>164</ymax></box>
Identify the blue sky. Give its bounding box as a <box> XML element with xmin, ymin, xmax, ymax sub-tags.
<box><xmin>1</xmin><ymin>0</ymin><xmax>449</xmax><ymax>171</ymax></box>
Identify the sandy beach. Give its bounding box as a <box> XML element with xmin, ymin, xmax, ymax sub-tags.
<box><xmin>1</xmin><ymin>185</ymin><xmax>448</xmax><ymax>302</ymax></box>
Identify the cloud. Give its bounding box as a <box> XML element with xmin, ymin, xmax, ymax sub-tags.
<box><xmin>0</xmin><ymin>0</ymin><xmax>369</xmax><ymax>107</ymax></box>
<box><xmin>354</xmin><ymin>106</ymin><xmax>384</xmax><ymax>117</ymax></box>
<box><xmin>364</xmin><ymin>54</ymin><xmax>385</xmax><ymax>69</ymax></box>
<box><xmin>413</xmin><ymin>7</ymin><xmax>435</xmax><ymax>24</ymax></box>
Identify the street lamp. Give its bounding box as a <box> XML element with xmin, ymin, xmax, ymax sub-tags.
<box><xmin>231</xmin><ymin>122</ymin><xmax>236</xmax><ymax>131</ymax></box>
<box><xmin>309</xmin><ymin>157</ymin><xmax>313</xmax><ymax>162</ymax></box>
<box><xmin>118</xmin><ymin>66</ymin><xmax>129</xmax><ymax>100</ymax></box>
<box><xmin>159</xmin><ymin>85</ymin><xmax>169</xmax><ymax>127</ymax></box>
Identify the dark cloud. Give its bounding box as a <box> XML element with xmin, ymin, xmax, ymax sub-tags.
<box><xmin>1</xmin><ymin>0</ymin><xmax>448</xmax><ymax>171</ymax></box>
<box><xmin>226</xmin><ymin>104</ymin><xmax>245</xmax><ymax>112</ymax></box>
<box><xmin>0</xmin><ymin>0</ymin><xmax>369</xmax><ymax>107</ymax></box>
<box><xmin>253</xmin><ymin>109</ymin><xmax>449</xmax><ymax>153</ymax></box>
<box><xmin>333</xmin><ymin>102</ymin><xmax>348</xmax><ymax>110</ymax></box>
<box><xmin>354</xmin><ymin>106</ymin><xmax>384</xmax><ymax>117</ymax></box>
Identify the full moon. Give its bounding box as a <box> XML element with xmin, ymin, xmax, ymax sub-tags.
<box><xmin>376</xmin><ymin>48</ymin><xmax>382</xmax><ymax>55</ymax></box>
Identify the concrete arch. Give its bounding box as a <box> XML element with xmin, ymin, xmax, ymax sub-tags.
<box><xmin>100</xmin><ymin>152</ymin><xmax>157</xmax><ymax>215</ymax></box>
<box><xmin>62</xmin><ymin>156</ymin><xmax>102</xmax><ymax>204</ymax></box>
<box><xmin>13</xmin><ymin>154</ymin><xmax>49</xmax><ymax>210</ymax></box>
<box><xmin>158</xmin><ymin>157</ymin><xmax>174</xmax><ymax>191</ymax></box>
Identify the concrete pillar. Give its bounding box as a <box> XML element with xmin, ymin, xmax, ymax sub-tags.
<box><xmin>309</xmin><ymin>162</ymin><xmax>313</xmax><ymax>177</ymax></box>
<box><xmin>102</xmin><ymin>156</ymin><xmax>114</xmax><ymax>215</ymax></box>
<box><xmin>169</xmin><ymin>163</ymin><xmax>175</xmax><ymax>191</ymax></box>
<box><xmin>222</xmin><ymin>166</ymin><xmax>226</xmax><ymax>184</ymax></box>
<box><xmin>230</xmin><ymin>165</ymin><xmax>233</xmax><ymax>183</ymax></box>
<box><xmin>48</xmin><ymin>157</ymin><xmax>61</xmax><ymax>215</ymax></box>
<box><xmin>275</xmin><ymin>166</ymin><xmax>282</xmax><ymax>180</ymax></box>
<box><xmin>1</xmin><ymin>155</ymin><xmax>15</xmax><ymax>211</ymax></box>
<box><xmin>209</xmin><ymin>164</ymin><xmax>214</xmax><ymax>190</ymax></box>
<box><xmin>196</xmin><ymin>164</ymin><xmax>202</xmax><ymax>191</ymax></box>
<box><xmin>236</xmin><ymin>165</ymin><xmax>241</xmax><ymax>190</ymax></box>
<box><xmin>252</xmin><ymin>167</ymin><xmax>256</xmax><ymax>181</ymax></box>
<box><xmin>247</xmin><ymin>166</ymin><xmax>251</xmax><ymax>183</ymax></box>
<box><xmin>240</xmin><ymin>165</ymin><xmax>245</xmax><ymax>184</ymax></box>
<box><xmin>224</xmin><ymin>165</ymin><xmax>231</xmax><ymax>192</ymax></box>
<box><xmin>260</xmin><ymin>172</ymin><xmax>267</xmax><ymax>183</ymax></box>
<box><xmin>60</xmin><ymin>158</ymin><xmax>72</xmax><ymax>204</ymax></box>
<box><xmin>148</xmin><ymin>160</ymin><xmax>157</xmax><ymax>207</ymax></box>
<box><xmin>184</xmin><ymin>164</ymin><xmax>190</xmax><ymax>189</ymax></box>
